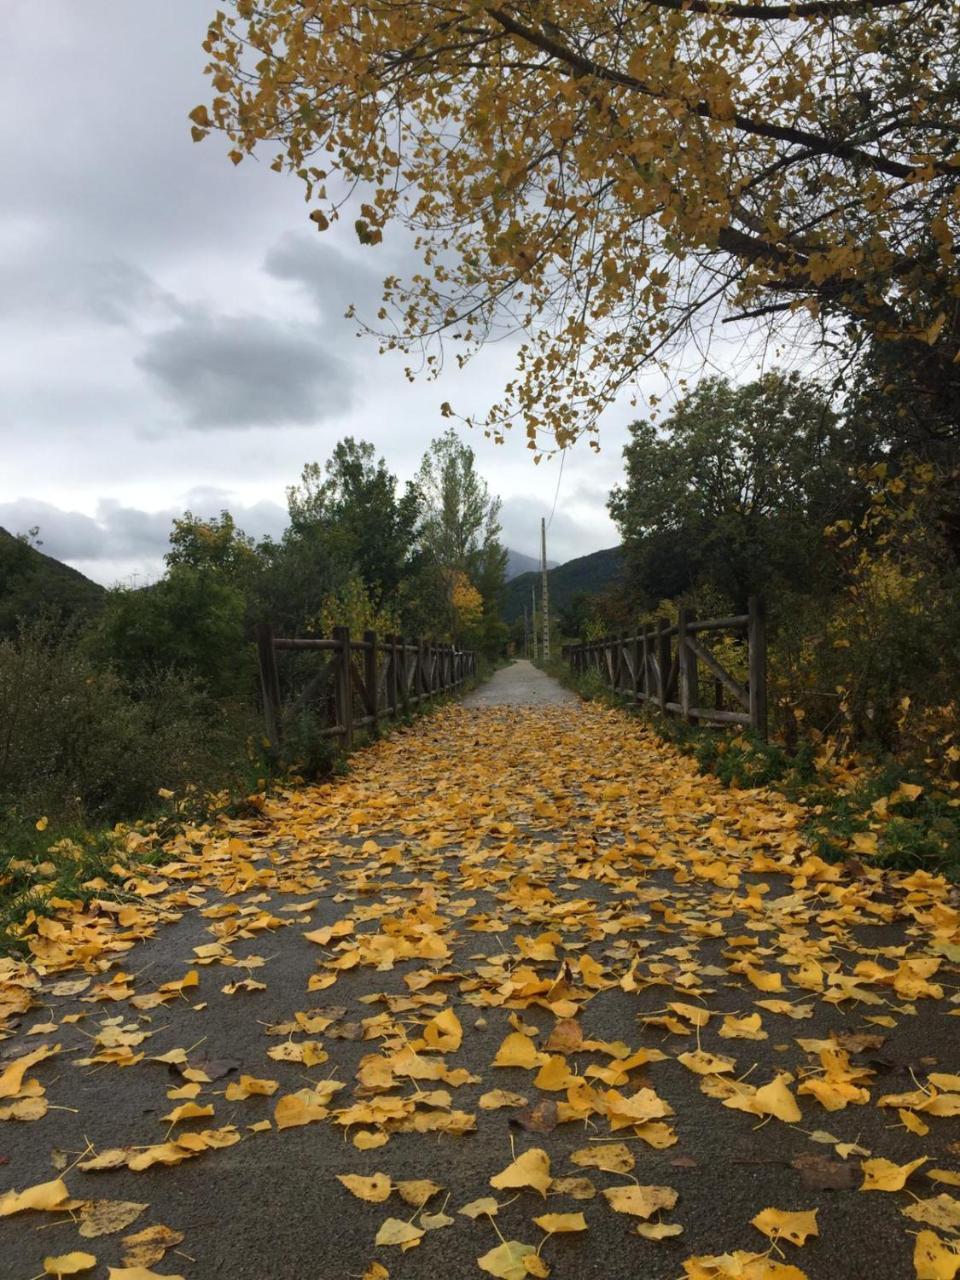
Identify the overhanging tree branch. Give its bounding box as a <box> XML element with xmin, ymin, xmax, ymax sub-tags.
<box><xmin>485</xmin><ymin>5</ymin><xmax>954</xmax><ymax>181</ymax></box>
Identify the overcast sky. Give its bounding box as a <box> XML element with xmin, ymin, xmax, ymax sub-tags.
<box><xmin>0</xmin><ymin>2</ymin><xmax>760</xmax><ymax>587</ymax></box>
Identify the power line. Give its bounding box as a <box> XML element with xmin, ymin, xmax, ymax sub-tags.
<box><xmin>545</xmin><ymin>447</ymin><xmax>566</xmax><ymax>531</ymax></box>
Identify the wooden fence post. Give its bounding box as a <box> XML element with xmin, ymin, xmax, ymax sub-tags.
<box><xmin>363</xmin><ymin>629</ymin><xmax>379</xmax><ymax>735</ymax></box>
<box><xmin>678</xmin><ymin>607</ymin><xmax>699</xmax><ymax>723</ymax></box>
<box><xmin>255</xmin><ymin>622</ymin><xmax>282</xmax><ymax>749</ymax></box>
<box><xmin>748</xmin><ymin>595</ymin><xmax>768</xmax><ymax>740</ymax></box>
<box><xmin>386</xmin><ymin>633</ymin><xmax>399</xmax><ymax>719</ymax></box>
<box><xmin>399</xmin><ymin>637</ymin><xmax>411</xmax><ymax>713</ymax></box>
<box><xmin>332</xmin><ymin>625</ymin><xmax>354</xmax><ymax>750</ymax></box>
<box><xmin>678</xmin><ymin>608</ymin><xmax>691</xmax><ymax>720</ymax></box>
<box><xmin>656</xmin><ymin>618</ymin><xmax>669</xmax><ymax>714</ymax></box>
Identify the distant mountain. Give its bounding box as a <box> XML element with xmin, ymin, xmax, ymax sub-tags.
<box><xmin>0</xmin><ymin>527</ymin><xmax>106</xmax><ymax>637</ymax></box>
<box><xmin>505</xmin><ymin>548</ymin><xmax>558</xmax><ymax>581</ymax></box>
<box><xmin>502</xmin><ymin>545</ymin><xmax>624</xmax><ymax>625</ymax></box>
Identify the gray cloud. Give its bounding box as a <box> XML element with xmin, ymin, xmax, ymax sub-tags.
<box><xmin>136</xmin><ymin>311</ymin><xmax>353</xmax><ymax>429</ymax></box>
<box><xmin>0</xmin><ymin>494</ymin><xmax>289</xmax><ymax>584</ymax></box>
<box><xmin>499</xmin><ymin>492</ymin><xmax>620</xmax><ymax>566</ymax></box>
<box><xmin>0</xmin><ymin>249</ymin><xmax>177</xmax><ymax>328</ymax></box>
<box><xmin>0</xmin><ymin>3</ymin><xmax>622</xmax><ymax>579</ymax></box>
<box><xmin>264</xmin><ymin>233</ymin><xmax>387</xmax><ymax>330</ymax></box>
<box><xmin>0</xmin><ymin>500</ymin><xmax>106</xmax><ymax>561</ymax></box>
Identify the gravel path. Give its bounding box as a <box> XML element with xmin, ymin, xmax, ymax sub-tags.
<box><xmin>462</xmin><ymin>659</ymin><xmax>578</xmax><ymax>707</ymax></box>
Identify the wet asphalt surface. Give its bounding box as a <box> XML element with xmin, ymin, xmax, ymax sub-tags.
<box><xmin>0</xmin><ymin>663</ymin><xmax>957</xmax><ymax>1280</ymax></box>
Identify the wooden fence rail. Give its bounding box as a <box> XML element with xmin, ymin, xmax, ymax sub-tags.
<box><xmin>255</xmin><ymin>624</ymin><xmax>478</xmax><ymax>752</ymax></box>
<box><xmin>562</xmin><ymin>595</ymin><xmax>767</xmax><ymax>738</ymax></box>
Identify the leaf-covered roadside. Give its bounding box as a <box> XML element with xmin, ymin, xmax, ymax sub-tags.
<box><xmin>1</xmin><ymin>696</ymin><xmax>958</xmax><ymax>1278</ymax></box>
<box><xmin>553</xmin><ymin>662</ymin><xmax>960</xmax><ymax>880</ymax></box>
<box><xmin>0</xmin><ymin>671</ymin><xmax>487</xmax><ymax>953</ymax></box>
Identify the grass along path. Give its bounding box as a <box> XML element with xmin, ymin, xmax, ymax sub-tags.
<box><xmin>0</xmin><ymin>694</ymin><xmax>958</xmax><ymax>1280</ymax></box>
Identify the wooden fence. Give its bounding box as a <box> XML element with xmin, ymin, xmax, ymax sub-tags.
<box><xmin>562</xmin><ymin>596</ymin><xmax>767</xmax><ymax>738</ymax></box>
<box><xmin>255</xmin><ymin>624</ymin><xmax>477</xmax><ymax>751</ymax></box>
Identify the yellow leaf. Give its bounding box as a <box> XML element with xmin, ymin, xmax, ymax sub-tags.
<box><xmin>533</xmin><ymin>1212</ymin><xmax>587</xmax><ymax>1233</ymax></box>
<box><xmin>374</xmin><ymin>1218</ymin><xmax>425</xmax><ymax>1248</ymax></box>
<box><xmin>161</xmin><ymin>1102</ymin><xmax>214</xmax><ymax>1124</ymax></box>
<box><xmin>677</xmin><ymin>1049</ymin><xmax>736</xmax><ymax>1075</ymax></box>
<box><xmin>752</xmin><ymin>1075</ymin><xmax>803</xmax><ymax>1122</ymax></box>
<box><xmin>751</xmin><ymin>1207</ymin><xmax>819</xmax><ymax>1246</ymax></box>
<box><xmin>394</xmin><ymin>1179</ymin><xmax>443</xmax><ymax>1207</ymax></box>
<box><xmin>78</xmin><ymin>1200</ymin><xmax>148</xmax><ymax>1238</ymax></box>
<box><xmin>681</xmin><ymin>1252</ymin><xmax>808</xmax><ymax>1278</ymax></box>
<box><xmin>490</xmin><ymin>1147</ymin><xmax>552</xmax><ymax>1196</ymax></box>
<box><xmin>479</xmin><ymin>1089</ymin><xmax>528</xmax><ymax>1110</ymax></box>
<box><xmin>422</xmin><ymin>1007</ymin><xmax>462</xmax><ymax>1052</ymax></box>
<box><xmin>533</xmin><ymin>1055</ymin><xmax>574</xmax><ymax>1091</ymax></box>
<box><xmin>43</xmin><ymin>1254</ymin><xmax>96</xmax><ymax>1277</ymax></box>
<box><xmin>755</xmin><ymin>1001</ymin><xmax>813</xmax><ymax>1020</ymax></box>
<box><xmin>860</xmin><ymin>1156</ymin><xmax>927</xmax><ymax>1192</ymax></box>
<box><xmin>550</xmin><ymin>1177</ymin><xmax>595</xmax><ymax>1200</ymax></box>
<box><xmin>903</xmin><ymin>1195</ymin><xmax>960</xmax><ymax>1234</ymax></box>
<box><xmin>0</xmin><ymin>1176</ymin><xmax>71</xmax><ymax>1215</ymax></box>
<box><xmin>570</xmin><ymin>1143</ymin><xmax>634</xmax><ymax>1174</ymax></box>
<box><xmin>224</xmin><ymin>1075</ymin><xmax>279</xmax><ymax>1100</ymax></box>
<box><xmin>743</xmin><ymin>965</ymin><xmax>783</xmax><ymax>992</ymax></box>
<box><xmin>107</xmin><ymin>1270</ymin><xmax>185</xmax><ymax>1280</ymax></box>
<box><xmin>353</xmin><ymin>1130</ymin><xmax>389</xmax><ymax>1150</ymax></box>
<box><xmin>913</xmin><ymin>1231</ymin><xmax>960</xmax><ymax>1280</ymax></box>
<box><xmin>637</xmin><ymin>1222</ymin><xmax>683</xmax><ymax>1240</ymax></box>
<box><xmin>850</xmin><ymin>831</ymin><xmax>878</xmax><ymax>855</ymax></box>
<box><xmin>477</xmin><ymin>1241</ymin><xmax>538</xmax><ymax>1280</ymax></box>
<box><xmin>669</xmin><ymin>1002</ymin><xmax>712</xmax><ymax>1027</ymax></box>
<box><xmin>274</xmin><ymin>1091</ymin><xmax>329</xmax><ymax>1130</ymax></box>
<box><xmin>460</xmin><ymin>1197</ymin><xmax>500</xmax><ymax>1219</ymax></box>
<box><xmin>0</xmin><ymin>1043</ymin><xmax>60</xmax><ymax>1099</ymax></box>
<box><xmin>35</xmin><ymin>816</ymin><xmax>48</xmax><ymax>831</ymax></box>
<box><xmin>337</xmin><ymin>1172</ymin><xmax>392</xmax><ymax>1202</ymax></box>
<box><xmin>900</xmin><ymin>1108</ymin><xmax>930</xmax><ymax>1136</ymax></box>
<box><xmin>420</xmin><ymin>1211</ymin><xmax>454</xmax><ymax>1231</ymax></box>
<box><xmin>523</xmin><ymin>1256</ymin><xmax>550</xmax><ymax>1280</ymax></box>
<box><xmin>0</xmin><ymin>1096</ymin><xmax>48</xmax><ymax>1121</ymax></box>
<box><xmin>120</xmin><ymin>1223</ymin><xmax>185</xmax><ymax>1268</ymax></box>
<box><xmin>719</xmin><ymin>1013</ymin><xmax>767</xmax><ymax>1041</ymax></box>
<box><xmin>602</xmin><ymin>1184</ymin><xmax>677</xmax><ymax>1218</ymax></box>
<box><xmin>722</xmin><ymin>1075</ymin><xmax>802</xmax><ymax>1124</ymax></box>
<box><xmin>493</xmin><ymin>1032</ymin><xmax>543</xmax><ymax>1069</ymax></box>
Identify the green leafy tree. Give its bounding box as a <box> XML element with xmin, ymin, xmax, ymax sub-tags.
<box><xmin>266</xmin><ymin>439</ymin><xmax>421</xmax><ymax>633</ymax></box>
<box><xmin>95</xmin><ymin>567</ymin><xmax>249</xmax><ymax>699</ymax></box>
<box><xmin>609</xmin><ymin>372</ymin><xmax>872</xmax><ymax>609</ymax></box>
<box><xmin>413</xmin><ymin>430</ymin><xmax>507</xmax><ymax>652</ymax></box>
<box><xmin>289</xmin><ymin>438</ymin><xmax>420</xmax><ymax>603</ymax></box>
<box><xmin>165</xmin><ymin>510</ymin><xmax>258</xmax><ymax>581</ymax></box>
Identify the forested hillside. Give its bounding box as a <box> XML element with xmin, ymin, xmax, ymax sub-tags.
<box><xmin>502</xmin><ymin>545</ymin><xmax>623</xmax><ymax>629</ymax></box>
<box><xmin>0</xmin><ymin>526</ymin><xmax>105</xmax><ymax>637</ymax></box>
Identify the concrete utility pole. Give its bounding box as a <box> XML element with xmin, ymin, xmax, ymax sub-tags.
<box><xmin>522</xmin><ymin>604</ymin><xmax>529</xmax><ymax>660</ymax></box>
<box><xmin>530</xmin><ymin>584</ymin><xmax>538</xmax><ymax>660</ymax></box>
<box><xmin>541</xmin><ymin>517</ymin><xmax>550</xmax><ymax>662</ymax></box>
